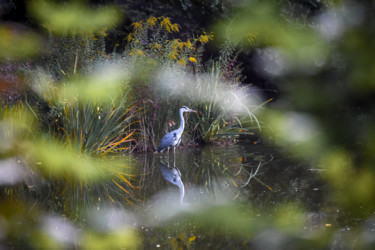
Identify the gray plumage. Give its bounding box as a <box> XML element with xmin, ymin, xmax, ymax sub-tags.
<box><xmin>157</xmin><ymin>106</ymin><xmax>197</xmax><ymax>154</ymax></box>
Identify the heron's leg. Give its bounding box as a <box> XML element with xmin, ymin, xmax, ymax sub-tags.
<box><xmin>173</xmin><ymin>147</ymin><xmax>176</xmax><ymax>166</ymax></box>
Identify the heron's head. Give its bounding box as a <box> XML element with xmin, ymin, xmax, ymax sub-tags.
<box><xmin>181</xmin><ymin>106</ymin><xmax>197</xmax><ymax>113</ymax></box>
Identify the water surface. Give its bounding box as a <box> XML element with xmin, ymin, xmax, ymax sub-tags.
<box><xmin>4</xmin><ymin>142</ymin><xmax>375</xmax><ymax>249</ymax></box>
<box><xmin>133</xmin><ymin>142</ymin><xmax>340</xmax><ymax>248</ymax></box>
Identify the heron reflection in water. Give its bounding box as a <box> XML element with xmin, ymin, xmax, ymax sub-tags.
<box><xmin>159</xmin><ymin>161</ymin><xmax>185</xmax><ymax>204</ymax></box>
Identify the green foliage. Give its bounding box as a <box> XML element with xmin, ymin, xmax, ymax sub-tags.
<box><xmin>226</xmin><ymin>0</ymin><xmax>375</xmax><ymax>238</ymax></box>
<box><xmin>188</xmin><ymin>59</ymin><xmax>262</xmax><ymax>143</ymax></box>
<box><xmin>0</xmin><ymin>2</ymin><xmax>139</xmax><ymax>248</ymax></box>
<box><xmin>0</xmin><ymin>103</ymin><xmax>38</xmax><ymax>157</ymax></box>
<box><xmin>41</xmin><ymin>31</ymin><xmax>109</xmax><ymax>79</ymax></box>
<box><xmin>29</xmin><ymin>64</ymin><xmax>136</xmax><ymax>155</ymax></box>
<box><xmin>29</xmin><ymin>0</ymin><xmax>122</xmax><ymax>36</ymax></box>
<box><xmin>0</xmin><ymin>25</ymin><xmax>40</xmax><ymax>61</ymax></box>
<box><xmin>56</xmin><ymin>96</ymin><xmax>137</xmax><ymax>156</ymax></box>
<box><xmin>82</xmin><ymin>228</ymin><xmax>142</xmax><ymax>250</ymax></box>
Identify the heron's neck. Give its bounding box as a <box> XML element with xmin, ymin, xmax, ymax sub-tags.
<box><xmin>178</xmin><ymin>110</ymin><xmax>185</xmax><ymax>132</ymax></box>
<box><xmin>179</xmin><ymin>183</ymin><xmax>185</xmax><ymax>204</ymax></box>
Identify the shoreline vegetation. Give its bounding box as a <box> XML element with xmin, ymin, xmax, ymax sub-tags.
<box><xmin>1</xmin><ymin>15</ymin><xmax>263</xmax><ymax>154</ymax></box>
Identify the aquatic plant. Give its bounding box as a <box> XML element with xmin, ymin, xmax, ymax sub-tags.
<box><xmin>189</xmin><ymin>59</ymin><xmax>264</xmax><ymax>143</ymax></box>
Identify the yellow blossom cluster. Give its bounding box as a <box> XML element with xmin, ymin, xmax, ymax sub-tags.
<box><xmin>128</xmin><ymin>16</ymin><xmax>180</xmax><ymax>42</ymax></box>
<box><xmin>160</xmin><ymin>17</ymin><xmax>180</xmax><ymax>33</ymax></box>
<box><xmin>197</xmin><ymin>32</ymin><xmax>214</xmax><ymax>44</ymax></box>
<box><xmin>129</xmin><ymin>49</ymin><xmax>146</xmax><ymax>57</ymax></box>
<box><xmin>126</xmin><ymin>16</ymin><xmax>214</xmax><ymax>64</ymax></box>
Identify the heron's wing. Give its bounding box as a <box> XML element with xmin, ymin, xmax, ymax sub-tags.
<box><xmin>158</xmin><ymin>131</ymin><xmax>174</xmax><ymax>149</ymax></box>
<box><xmin>158</xmin><ymin>129</ymin><xmax>181</xmax><ymax>151</ymax></box>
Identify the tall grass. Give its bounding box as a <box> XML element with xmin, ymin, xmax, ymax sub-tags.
<box><xmin>58</xmin><ymin>96</ymin><xmax>137</xmax><ymax>156</ymax></box>
<box><xmin>4</xmin><ymin>43</ymin><xmax>142</xmax><ymax>218</ymax></box>
<box><xmin>0</xmin><ymin>100</ymin><xmax>138</xmax><ymax>217</ymax></box>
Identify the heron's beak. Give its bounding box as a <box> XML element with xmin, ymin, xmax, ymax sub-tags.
<box><xmin>190</xmin><ymin>110</ymin><xmax>197</xmax><ymax>113</ymax></box>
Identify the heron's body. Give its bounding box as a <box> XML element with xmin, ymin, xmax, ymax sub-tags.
<box><xmin>157</xmin><ymin>129</ymin><xmax>182</xmax><ymax>153</ymax></box>
<box><xmin>157</xmin><ymin>106</ymin><xmax>196</xmax><ymax>155</ymax></box>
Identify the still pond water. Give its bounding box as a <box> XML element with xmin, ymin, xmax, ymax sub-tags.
<box><xmin>131</xmin><ymin>142</ymin><xmax>370</xmax><ymax>249</ymax></box>
<box><xmin>5</xmin><ymin>142</ymin><xmax>375</xmax><ymax>249</ymax></box>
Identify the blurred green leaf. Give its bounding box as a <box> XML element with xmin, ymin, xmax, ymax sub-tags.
<box><xmin>29</xmin><ymin>0</ymin><xmax>122</xmax><ymax>35</ymax></box>
<box><xmin>0</xmin><ymin>104</ymin><xmax>37</xmax><ymax>154</ymax></box>
<box><xmin>260</xmin><ymin>109</ymin><xmax>325</xmax><ymax>158</ymax></box>
<box><xmin>24</xmin><ymin>139</ymin><xmax>104</xmax><ymax>180</ymax></box>
<box><xmin>215</xmin><ymin>1</ymin><xmax>328</xmax><ymax>70</ymax></box>
<box><xmin>82</xmin><ymin>228</ymin><xmax>142</xmax><ymax>250</ymax></box>
<box><xmin>0</xmin><ymin>25</ymin><xmax>40</xmax><ymax>60</ymax></box>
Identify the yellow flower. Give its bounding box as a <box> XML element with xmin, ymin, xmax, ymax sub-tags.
<box><xmin>160</xmin><ymin>17</ymin><xmax>173</xmax><ymax>33</ymax></box>
<box><xmin>126</xmin><ymin>32</ymin><xmax>133</xmax><ymax>42</ymax></box>
<box><xmin>151</xmin><ymin>42</ymin><xmax>162</xmax><ymax>50</ymax></box>
<box><xmin>129</xmin><ymin>49</ymin><xmax>145</xmax><ymax>57</ymax></box>
<box><xmin>168</xmin><ymin>49</ymin><xmax>179</xmax><ymax>60</ymax></box>
<box><xmin>172</xmin><ymin>23</ymin><xmax>181</xmax><ymax>32</ymax></box>
<box><xmin>198</xmin><ymin>32</ymin><xmax>214</xmax><ymax>44</ymax></box>
<box><xmin>131</xmin><ymin>21</ymin><xmax>143</xmax><ymax>30</ymax></box>
<box><xmin>170</xmin><ymin>39</ymin><xmax>184</xmax><ymax>50</ymax></box>
<box><xmin>178</xmin><ymin>58</ymin><xmax>186</xmax><ymax>65</ymax></box>
<box><xmin>189</xmin><ymin>57</ymin><xmax>197</xmax><ymax>63</ymax></box>
<box><xmin>147</xmin><ymin>16</ymin><xmax>157</xmax><ymax>27</ymax></box>
<box><xmin>184</xmin><ymin>40</ymin><xmax>194</xmax><ymax>50</ymax></box>
<box><xmin>160</xmin><ymin>17</ymin><xmax>180</xmax><ymax>33</ymax></box>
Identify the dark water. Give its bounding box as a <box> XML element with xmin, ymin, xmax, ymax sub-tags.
<box><xmin>133</xmin><ymin>142</ymin><xmax>351</xmax><ymax>249</ymax></box>
<box><xmin>3</xmin><ymin>142</ymin><xmax>375</xmax><ymax>249</ymax></box>
<box><xmin>137</xmin><ymin>143</ymin><xmax>326</xmax><ymax>210</ymax></box>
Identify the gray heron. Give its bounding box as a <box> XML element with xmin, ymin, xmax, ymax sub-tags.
<box><xmin>157</xmin><ymin>106</ymin><xmax>197</xmax><ymax>157</ymax></box>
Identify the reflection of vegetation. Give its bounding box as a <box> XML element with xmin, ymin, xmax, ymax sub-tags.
<box><xmin>137</xmin><ymin>145</ymin><xmax>324</xmax><ymax>249</ymax></box>
<box><xmin>138</xmin><ymin>146</ymin><xmax>265</xmax><ymax>204</ymax></box>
